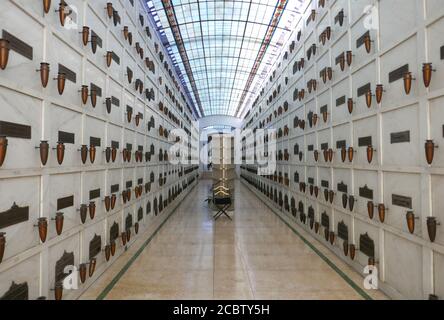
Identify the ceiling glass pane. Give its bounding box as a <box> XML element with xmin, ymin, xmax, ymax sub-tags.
<box><xmin>148</xmin><ymin>0</ymin><xmax>304</xmax><ymax>117</ymax></box>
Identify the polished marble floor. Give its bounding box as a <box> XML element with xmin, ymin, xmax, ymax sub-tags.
<box><xmin>81</xmin><ymin>179</ymin><xmax>387</xmax><ymax>300</ymax></box>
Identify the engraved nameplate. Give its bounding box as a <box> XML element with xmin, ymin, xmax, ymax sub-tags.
<box><xmin>58</xmin><ymin>131</ymin><xmax>74</xmax><ymax>144</ymax></box>
<box><xmin>321</xmin><ymin>212</ymin><xmax>329</xmax><ymax>228</ymax></box>
<box><xmin>125</xmin><ymin>214</ymin><xmax>133</xmax><ymax>230</ymax></box>
<box><xmin>111</xmin><ymin>51</ymin><xmax>120</xmax><ymax>65</ymax></box>
<box><xmin>321</xmin><ymin>180</ymin><xmax>329</xmax><ymax>188</ymax></box>
<box><xmin>55</xmin><ymin>251</ymin><xmax>74</xmax><ymax>284</ymax></box>
<box><xmin>336</xmin><ymin>140</ymin><xmax>346</xmax><ymax>149</ymax></box>
<box><xmin>390</xmin><ymin>131</ymin><xmax>410</xmax><ymax>144</ymax></box>
<box><xmin>126</xmin><ymin>143</ymin><xmax>132</xmax><ymax>151</ymax></box>
<box><xmin>359</xmin><ymin>185</ymin><xmax>373</xmax><ymax>200</ymax></box>
<box><xmin>321</xmin><ymin>143</ymin><xmax>329</xmax><ymax>150</ymax></box>
<box><xmin>111</xmin><ymin>184</ymin><xmax>119</xmax><ymax>193</ymax></box>
<box><xmin>89</xmin><ymin>234</ymin><xmax>101</xmax><ymax>260</ymax></box>
<box><xmin>357</xmin><ymin>83</ymin><xmax>371</xmax><ymax>97</ymax></box>
<box><xmin>110</xmin><ymin>222</ymin><xmax>119</xmax><ymax>242</ymax></box>
<box><xmin>358</xmin><ymin>136</ymin><xmax>372</xmax><ymax>147</ymax></box>
<box><xmin>389</xmin><ymin>64</ymin><xmax>409</xmax><ymax>83</ymax></box>
<box><xmin>359</xmin><ymin>233</ymin><xmax>375</xmax><ymax>258</ymax></box>
<box><xmin>356</xmin><ymin>31</ymin><xmax>370</xmax><ymax>49</ymax></box>
<box><xmin>392</xmin><ymin>194</ymin><xmax>412</xmax><ymax>209</ymax></box>
<box><xmin>90</xmin><ymin>137</ymin><xmax>101</xmax><ymax>147</ymax></box>
<box><xmin>308</xmin><ymin>177</ymin><xmax>314</xmax><ymax>185</ymax></box>
<box><xmin>320</xmin><ymin>105</ymin><xmax>327</xmax><ymax>113</ymax></box>
<box><xmin>294</xmin><ymin>172</ymin><xmax>299</xmax><ymax>182</ymax></box>
<box><xmin>441</xmin><ymin>46</ymin><xmax>444</xmax><ymax>60</ymax></box>
<box><xmin>337</xmin><ymin>182</ymin><xmax>348</xmax><ymax>193</ymax></box>
<box><xmin>0</xmin><ymin>203</ymin><xmax>29</xmax><ymax>229</ymax></box>
<box><xmin>2</xmin><ymin>30</ymin><xmax>33</xmax><ymax>60</ymax></box>
<box><xmin>89</xmin><ymin>189</ymin><xmax>100</xmax><ymax>200</ymax></box>
<box><xmin>338</xmin><ymin>221</ymin><xmax>348</xmax><ymax>241</ymax></box>
<box><xmin>111</xmin><ymin>141</ymin><xmax>119</xmax><ymax>149</ymax></box>
<box><xmin>90</xmin><ymin>83</ymin><xmax>102</xmax><ymax>97</ymax></box>
<box><xmin>126</xmin><ymin>181</ymin><xmax>132</xmax><ymax>188</ymax></box>
<box><xmin>91</xmin><ymin>30</ymin><xmax>102</xmax><ymax>48</ymax></box>
<box><xmin>111</xmin><ymin>96</ymin><xmax>120</xmax><ymax>106</ymax></box>
<box><xmin>335</xmin><ymin>53</ymin><xmax>344</xmax><ymax>65</ymax></box>
<box><xmin>138</xmin><ymin>178</ymin><xmax>143</xmax><ymax>185</ymax></box>
<box><xmin>57</xmin><ymin>196</ymin><xmax>74</xmax><ymax>211</ymax></box>
<box><xmin>0</xmin><ymin>282</ymin><xmax>28</xmax><ymax>300</ymax></box>
<box><xmin>308</xmin><ymin>145</ymin><xmax>314</xmax><ymax>151</ymax></box>
<box><xmin>336</xmin><ymin>96</ymin><xmax>346</xmax><ymax>106</ymax></box>
<box><xmin>334</xmin><ymin>10</ymin><xmax>344</xmax><ymax>25</ymax></box>
<box><xmin>58</xmin><ymin>64</ymin><xmax>76</xmax><ymax>83</ymax></box>
<box><xmin>0</xmin><ymin>121</ymin><xmax>31</xmax><ymax>139</ymax></box>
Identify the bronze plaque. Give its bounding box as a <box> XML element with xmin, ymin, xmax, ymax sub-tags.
<box><xmin>58</xmin><ymin>131</ymin><xmax>75</xmax><ymax>144</ymax></box>
<box><xmin>357</xmin><ymin>83</ymin><xmax>371</xmax><ymax>97</ymax></box>
<box><xmin>392</xmin><ymin>194</ymin><xmax>412</xmax><ymax>209</ymax></box>
<box><xmin>307</xmin><ymin>145</ymin><xmax>314</xmax><ymax>151</ymax></box>
<box><xmin>338</xmin><ymin>221</ymin><xmax>348</xmax><ymax>241</ymax></box>
<box><xmin>111</xmin><ymin>96</ymin><xmax>120</xmax><ymax>107</ymax></box>
<box><xmin>125</xmin><ymin>214</ymin><xmax>133</xmax><ymax>230</ymax></box>
<box><xmin>126</xmin><ymin>181</ymin><xmax>132</xmax><ymax>188</ymax></box>
<box><xmin>389</xmin><ymin>64</ymin><xmax>409</xmax><ymax>83</ymax></box>
<box><xmin>321</xmin><ymin>212</ymin><xmax>329</xmax><ymax>228</ymax></box>
<box><xmin>90</xmin><ymin>83</ymin><xmax>102</xmax><ymax>97</ymax></box>
<box><xmin>110</xmin><ymin>222</ymin><xmax>119</xmax><ymax>242</ymax></box>
<box><xmin>337</xmin><ymin>182</ymin><xmax>348</xmax><ymax>193</ymax></box>
<box><xmin>126</xmin><ymin>143</ymin><xmax>132</xmax><ymax>151</ymax></box>
<box><xmin>2</xmin><ymin>30</ymin><xmax>33</xmax><ymax>60</ymax></box>
<box><xmin>111</xmin><ymin>51</ymin><xmax>120</xmax><ymax>65</ymax></box>
<box><xmin>89</xmin><ymin>234</ymin><xmax>101</xmax><ymax>260</ymax></box>
<box><xmin>321</xmin><ymin>180</ymin><xmax>329</xmax><ymax>188</ymax></box>
<box><xmin>57</xmin><ymin>196</ymin><xmax>74</xmax><ymax>211</ymax></box>
<box><xmin>321</xmin><ymin>143</ymin><xmax>329</xmax><ymax>150</ymax></box>
<box><xmin>89</xmin><ymin>189</ymin><xmax>100</xmax><ymax>200</ymax></box>
<box><xmin>359</xmin><ymin>185</ymin><xmax>374</xmax><ymax>200</ymax></box>
<box><xmin>111</xmin><ymin>184</ymin><xmax>119</xmax><ymax>193</ymax></box>
<box><xmin>356</xmin><ymin>31</ymin><xmax>370</xmax><ymax>49</ymax></box>
<box><xmin>390</xmin><ymin>131</ymin><xmax>410</xmax><ymax>144</ymax></box>
<box><xmin>137</xmin><ymin>178</ymin><xmax>143</xmax><ymax>185</ymax></box>
<box><xmin>0</xmin><ymin>282</ymin><xmax>28</xmax><ymax>300</ymax></box>
<box><xmin>0</xmin><ymin>121</ymin><xmax>31</xmax><ymax>139</ymax></box>
<box><xmin>336</xmin><ymin>96</ymin><xmax>346</xmax><ymax>107</ymax></box>
<box><xmin>55</xmin><ymin>251</ymin><xmax>74</xmax><ymax>284</ymax></box>
<box><xmin>58</xmin><ymin>64</ymin><xmax>76</xmax><ymax>83</ymax></box>
<box><xmin>111</xmin><ymin>141</ymin><xmax>119</xmax><ymax>149</ymax></box>
<box><xmin>336</xmin><ymin>140</ymin><xmax>346</xmax><ymax>149</ymax></box>
<box><xmin>90</xmin><ymin>137</ymin><xmax>101</xmax><ymax>147</ymax></box>
<box><xmin>0</xmin><ymin>203</ymin><xmax>29</xmax><ymax>229</ymax></box>
<box><xmin>358</xmin><ymin>136</ymin><xmax>372</xmax><ymax>147</ymax></box>
<box><xmin>359</xmin><ymin>233</ymin><xmax>375</xmax><ymax>258</ymax></box>
<box><xmin>320</xmin><ymin>105</ymin><xmax>328</xmax><ymax>113</ymax></box>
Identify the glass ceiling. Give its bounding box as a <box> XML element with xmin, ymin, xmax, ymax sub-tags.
<box><xmin>147</xmin><ymin>0</ymin><xmax>303</xmax><ymax>118</ymax></box>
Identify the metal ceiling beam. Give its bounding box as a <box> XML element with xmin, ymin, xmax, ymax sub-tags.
<box><xmin>161</xmin><ymin>0</ymin><xmax>205</xmax><ymax>117</ymax></box>
<box><xmin>234</xmin><ymin>0</ymin><xmax>288</xmax><ymax>117</ymax></box>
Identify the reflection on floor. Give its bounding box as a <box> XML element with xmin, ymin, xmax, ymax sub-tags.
<box><xmin>81</xmin><ymin>179</ymin><xmax>387</xmax><ymax>300</ymax></box>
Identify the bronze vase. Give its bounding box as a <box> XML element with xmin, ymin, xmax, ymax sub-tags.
<box><xmin>121</xmin><ymin>232</ymin><xmax>127</xmax><ymax>246</ymax></box>
<box><xmin>135</xmin><ymin>222</ymin><xmax>139</xmax><ymax>234</ymax></box>
<box><xmin>89</xmin><ymin>258</ymin><xmax>96</xmax><ymax>277</ymax></box>
<box><xmin>367</xmin><ymin>145</ymin><xmax>374</xmax><ymax>164</ymax></box>
<box><xmin>403</xmin><ymin>72</ymin><xmax>413</xmax><ymax>95</ymax></box>
<box><xmin>106</xmin><ymin>51</ymin><xmax>112</xmax><ymax>67</ymax></box>
<box><xmin>56</xmin><ymin>142</ymin><xmax>65</xmax><ymax>165</ymax></box>
<box><xmin>378</xmin><ymin>204</ymin><xmax>386</xmax><ymax>223</ymax></box>
<box><xmin>55</xmin><ymin>73</ymin><xmax>66</xmax><ymax>95</ymax></box>
<box><xmin>79</xmin><ymin>264</ymin><xmax>87</xmax><ymax>284</ymax></box>
<box><xmin>111</xmin><ymin>147</ymin><xmax>117</xmax><ymax>162</ymax></box>
<box><xmin>89</xmin><ymin>145</ymin><xmax>96</xmax><ymax>164</ymax></box>
<box><xmin>37</xmin><ymin>217</ymin><xmax>48</xmax><ymax>243</ymax></box>
<box><xmin>90</xmin><ymin>89</ymin><xmax>97</xmax><ymax>108</ymax></box>
<box><xmin>341</xmin><ymin>146</ymin><xmax>347</xmax><ymax>163</ymax></box>
<box><xmin>346</xmin><ymin>51</ymin><xmax>353</xmax><ymax>66</ymax></box>
<box><xmin>348</xmin><ymin>147</ymin><xmax>354</xmax><ymax>162</ymax></box>
<box><xmin>342</xmin><ymin>193</ymin><xmax>348</xmax><ymax>209</ymax></box>
<box><xmin>349</xmin><ymin>244</ymin><xmax>356</xmax><ymax>260</ymax></box>
<box><xmin>43</xmin><ymin>0</ymin><xmax>52</xmax><ymax>14</ymax></box>
<box><xmin>406</xmin><ymin>211</ymin><xmax>416</xmax><ymax>234</ymax></box>
<box><xmin>365</xmin><ymin>90</ymin><xmax>372</xmax><ymax>108</ymax></box>
<box><xmin>54</xmin><ymin>282</ymin><xmax>63</xmax><ymax>301</ymax></box>
<box><xmin>110</xmin><ymin>241</ymin><xmax>116</xmax><ymax>256</ymax></box>
<box><xmin>105</xmin><ymin>147</ymin><xmax>111</xmax><ymax>163</ymax></box>
<box><xmin>347</xmin><ymin>98</ymin><xmax>354</xmax><ymax>114</ymax></box>
<box><xmin>79</xmin><ymin>204</ymin><xmax>87</xmax><ymax>224</ymax></box>
<box><xmin>111</xmin><ymin>194</ymin><xmax>116</xmax><ymax>209</ymax></box>
<box><xmin>105</xmin><ymin>98</ymin><xmax>111</xmax><ymax>114</ymax></box>
<box><xmin>81</xmin><ymin>26</ymin><xmax>89</xmax><ymax>46</ymax></box>
<box><xmin>105</xmin><ymin>245</ymin><xmax>111</xmax><ymax>261</ymax></box>
<box><xmin>376</xmin><ymin>84</ymin><xmax>383</xmax><ymax>104</ymax></box>
<box><xmin>89</xmin><ymin>201</ymin><xmax>96</xmax><ymax>220</ymax></box>
<box><xmin>329</xmin><ymin>190</ymin><xmax>335</xmax><ymax>204</ymax></box>
<box><xmin>106</xmin><ymin>2</ymin><xmax>113</xmax><ymax>18</ymax></box>
<box><xmin>81</xmin><ymin>85</ymin><xmax>88</xmax><ymax>105</ymax></box>
<box><xmin>91</xmin><ymin>35</ymin><xmax>97</xmax><ymax>54</ymax></box>
<box><xmin>427</xmin><ymin>217</ymin><xmax>438</xmax><ymax>242</ymax></box>
<box><xmin>123</xmin><ymin>26</ymin><xmax>129</xmax><ymax>40</ymax></box>
<box><xmin>425</xmin><ymin>140</ymin><xmax>435</xmax><ymax>165</ymax></box>
<box><xmin>367</xmin><ymin>201</ymin><xmax>374</xmax><ymax>219</ymax></box>
<box><xmin>38</xmin><ymin>62</ymin><xmax>50</xmax><ymax>88</ymax></box>
<box><xmin>39</xmin><ymin>141</ymin><xmax>49</xmax><ymax>166</ymax></box>
<box><xmin>55</xmin><ymin>212</ymin><xmax>64</xmax><ymax>235</ymax></box>
<box><xmin>423</xmin><ymin>63</ymin><xmax>434</xmax><ymax>88</ymax></box>
<box><xmin>80</xmin><ymin>145</ymin><xmax>88</xmax><ymax>164</ymax></box>
<box><xmin>0</xmin><ymin>136</ymin><xmax>8</xmax><ymax>167</ymax></box>
<box><xmin>104</xmin><ymin>196</ymin><xmax>111</xmax><ymax>212</ymax></box>
<box><xmin>0</xmin><ymin>39</ymin><xmax>10</xmax><ymax>70</ymax></box>
<box><xmin>343</xmin><ymin>241</ymin><xmax>348</xmax><ymax>256</ymax></box>
<box><xmin>329</xmin><ymin>232</ymin><xmax>335</xmax><ymax>245</ymax></box>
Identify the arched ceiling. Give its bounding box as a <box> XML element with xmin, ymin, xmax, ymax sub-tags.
<box><xmin>147</xmin><ymin>0</ymin><xmax>304</xmax><ymax>118</ymax></box>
